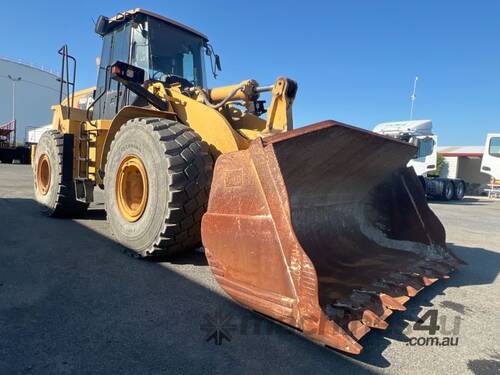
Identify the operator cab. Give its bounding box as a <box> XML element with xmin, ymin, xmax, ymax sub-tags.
<box><xmin>93</xmin><ymin>9</ymin><xmax>218</xmax><ymax>120</ymax></box>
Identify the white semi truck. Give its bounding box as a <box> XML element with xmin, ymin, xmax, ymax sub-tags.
<box><xmin>374</xmin><ymin>120</ymin><xmax>466</xmax><ymax>200</ymax></box>
<box><xmin>480</xmin><ymin>133</ymin><xmax>500</xmax><ymax>180</ymax></box>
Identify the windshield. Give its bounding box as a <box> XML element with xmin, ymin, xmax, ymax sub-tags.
<box><xmin>416</xmin><ymin>137</ymin><xmax>435</xmax><ymax>158</ymax></box>
<box><xmin>131</xmin><ymin>16</ymin><xmax>206</xmax><ymax>87</ymax></box>
<box><xmin>490</xmin><ymin>137</ymin><xmax>500</xmax><ymax>157</ymax></box>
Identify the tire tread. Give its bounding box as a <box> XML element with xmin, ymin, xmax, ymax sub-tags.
<box><xmin>36</xmin><ymin>130</ymin><xmax>89</xmax><ymax>217</ymax></box>
<box><xmin>105</xmin><ymin>118</ymin><xmax>212</xmax><ymax>257</ymax></box>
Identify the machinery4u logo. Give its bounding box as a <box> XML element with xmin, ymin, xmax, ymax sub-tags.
<box><xmin>404</xmin><ymin>309</ymin><xmax>461</xmax><ymax>347</ymax></box>
<box><xmin>199</xmin><ymin>307</ymin><xmax>462</xmax><ymax>348</ymax></box>
<box><xmin>200</xmin><ymin>308</ymin><xmax>237</xmax><ymax>345</ymax></box>
<box><xmin>200</xmin><ymin>307</ymin><xmax>293</xmax><ymax>345</ymax></box>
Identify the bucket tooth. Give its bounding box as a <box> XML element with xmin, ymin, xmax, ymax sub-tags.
<box><xmin>333</xmin><ymin>304</ymin><xmax>388</xmax><ymax>336</ymax></box>
<box><xmin>347</xmin><ymin>320</ymin><xmax>371</xmax><ymax>340</ymax></box>
<box><xmin>363</xmin><ymin>301</ymin><xmax>386</xmax><ymax>317</ymax></box>
<box><xmin>361</xmin><ymin>299</ymin><xmax>392</xmax><ymax>319</ymax></box>
<box><xmin>405</xmin><ymin>285</ymin><xmax>419</xmax><ymax>297</ymax></box>
<box><xmin>394</xmin><ymin>295</ymin><xmax>411</xmax><ymax>305</ymax></box>
<box><xmin>328</xmin><ymin>302</ymin><xmax>387</xmax><ymax>330</ymax></box>
<box><xmin>380</xmin><ymin>279</ymin><xmax>417</xmax><ymax>297</ymax></box>
<box><xmin>379</xmin><ymin>294</ymin><xmax>407</xmax><ymax>311</ymax></box>
<box><xmin>202</xmin><ymin>120</ymin><xmax>463</xmax><ymax>354</ymax></box>
<box><xmin>388</xmin><ymin>273</ymin><xmax>424</xmax><ymax>296</ymax></box>
<box><xmin>375</xmin><ymin>280</ymin><xmax>409</xmax><ymax>297</ymax></box>
<box><xmin>326</xmin><ymin>304</ymin><xmax>369</xmax><ymax>339</ymax></box>
<box><xmin>346</xmin><ymin>293</ymin><xmax>388</xmax><ymax>317</ymax></box>
<box><xmin>404</xmin><ymin>269</ymin><xmax>439</xmax><ymax>286</ymax></box>
<box><xmin>327</xmin><ymin>304</ymin><xmax>372</xmax><ymax>340</ymax></box>
<box><xmin>400</xmin><ymin>272</ymin><xmax>426</xmax><ymax>289</ymax></box>
<box><xmin>361</xmin><ymin>310</ymin><xmax>389</xmax><ymax>329</ymax></box>
<box><xmin>422</xmin><ymin>276</ymin><xmax>439</xmax><ymax>286</ymax></box>
<box><xmin>353</xmin><ymin>289</ymin><xmax>407</xmax><ymax>311</ymax></box>
<box><xmin>404</xmin><ymin>278</ymin><xmax>425</xmax><ymax>292</ymax></box>
<box><xmin>407</xmin><ymin>268</ymin><xmax>441</xmax><ymax>285</ymax></box>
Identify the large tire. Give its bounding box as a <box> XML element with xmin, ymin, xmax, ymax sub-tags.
<box><xmin>33</xmin><ymin>130</ymin><xmax>89</xmax><ymax>216</ymax></box>
<box><xmin>453</xmin><ymin>180</ymin><xmax>465</xmax><ymax>200</ymax></box>
<box><xmin>104</xmin><ymin>118</ymin><xmax>212</xmax><ymax>257</ymax></box>
<box><xmin>441</xmin><ymin>179</ymin><xmax>455</xmax><ymax>201</ymax></box>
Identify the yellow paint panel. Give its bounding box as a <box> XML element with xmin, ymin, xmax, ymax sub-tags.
<box><xmin>168</xmin><ymin>89</ymin><xmax>249</xmax><ymax>155</ymax></box>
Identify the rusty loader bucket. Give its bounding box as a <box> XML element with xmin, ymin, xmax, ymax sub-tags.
<box><xmin>201</xmin><ymin>120</ymin><xmax>462</xmax><ymax>354</ymax></box>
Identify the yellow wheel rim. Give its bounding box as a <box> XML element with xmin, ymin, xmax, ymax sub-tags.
<box><xmin>116</xmin><ymin>155</ymin><xmax>149</xmax><ymax>222</ymax></box>
<box><xmin>37</xmin><ymin>154</ymin><xmax>51</xmax><ymax>196</ymax></box>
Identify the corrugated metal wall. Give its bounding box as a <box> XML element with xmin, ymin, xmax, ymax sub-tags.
<box><xmin>0</xmin><ymin>58</ymin><xmax>60</xmax><ymax>144</ymax></box>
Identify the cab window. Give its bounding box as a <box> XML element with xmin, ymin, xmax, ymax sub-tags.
<box><xmin>417</xmin><ymin>138</ymin><xmax>434</xmax><ymax>158</ymax></box>
<box><xmin>489</xmin><ymin>137</ymin><xmax>500</xmax><ymax>157</ymax></box>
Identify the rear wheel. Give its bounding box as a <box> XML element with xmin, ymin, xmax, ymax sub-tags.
<box><xmin>453</xmin><ymin>180</ymin><xmax>465</xmax><ymax>200</ymax></box>
<box><xmin>104</xmin><ymin>118</ymin><xmax>212</xmax><ymax>257</ymax></box>
<box><xmin>33</xmin><ymin>130</ymin><xmax>89</xmax><ymax>216</ymax></box>
<box><xmin>441</xmin><ymin>180</ymin><xmax>455</xmax><ymax>201</ymax></box>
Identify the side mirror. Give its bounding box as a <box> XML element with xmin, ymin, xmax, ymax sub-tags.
<box><xmin>204</xmin><ymin>43</ymin><xmax>221</xmax><ymax>78</ymax></box>
<box><xmin>95</xmin><ymin>15</ymin><xmax>109</xmax><ymax>36</ymax></box>
<box><xmin>215</xmin><ymin>54</ymin><xmax>222</xmax><ymax>71</ymax></box>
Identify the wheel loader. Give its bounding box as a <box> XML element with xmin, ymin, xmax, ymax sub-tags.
<box><xmin>32</xmin><ymin>8</ymin><xmax>462</xmax><ymax>354</ymax></box>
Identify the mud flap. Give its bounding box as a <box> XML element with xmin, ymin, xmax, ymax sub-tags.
<box><xmin>201</xmin><ymin>120</ymin><xmax>462</xmax><ymax>354</ymax></box>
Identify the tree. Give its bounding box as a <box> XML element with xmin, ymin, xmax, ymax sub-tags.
<box><xmin>436</xmin><ymin>154</ymin><xmax>446</xmax><ymax>176</ymax></box>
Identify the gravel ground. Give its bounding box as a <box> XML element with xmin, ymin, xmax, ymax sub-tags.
<box><xmin>0</xmin><ymin>164</ymin><xmax>499</xmax><ymax>374</ymax></box>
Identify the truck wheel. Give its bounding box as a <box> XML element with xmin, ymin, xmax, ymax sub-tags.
<box><xmin>453</xmin><ymin>180</ymin><xmax>465</xmax><ymax>200</ymax></box>
<box><xmin>441</xmin><ymin>180</ymin><xmax>455</xmax><ymax>201</ymax></box>
<box><xmin>104</xmin><ymin>118</ymin><xmax>212</xmax><ymax>257</ymax></box>
<box><xmin>33</xmin><ymin>130</ymin><xmax>89</xmax><ymax>216</ymax></box>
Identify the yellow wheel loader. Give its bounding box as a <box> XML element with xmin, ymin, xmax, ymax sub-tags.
<box><xmin>32</xmin><ymin>9</ymin><xmax>462</xmax><ymax>354</ymax></box>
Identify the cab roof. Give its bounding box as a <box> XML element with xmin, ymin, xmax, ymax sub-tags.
<box><xmin>108</xmin><ymin>8</ymin><xmax>209</xmax><ymax>41</ymax></box>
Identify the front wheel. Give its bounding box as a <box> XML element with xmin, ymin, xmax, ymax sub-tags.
<box><xmin>104</xmin><ymin>118</ymin><xmax>212</xmax><ymax>257</ymax></box>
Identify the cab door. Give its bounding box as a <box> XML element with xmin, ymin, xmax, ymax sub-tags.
<box><xmin>481</xmin><ymin>134</ymin><xmax>500</xmax><ymax>180</ymax></box>
<box><xmin>93</xmin><ymin>24</ymin><xmax>131</xmax><ymax>120</ymax></box>
<box><xmin>408</xmin><ymin>135</ymin><xmax>437</xmax><ymax>176</ymax></box>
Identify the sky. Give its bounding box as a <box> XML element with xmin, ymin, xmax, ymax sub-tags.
<box><xmin>1</xmin><ymin>0</ymin><xmax>499</xmax><ymax>145</ymax></box>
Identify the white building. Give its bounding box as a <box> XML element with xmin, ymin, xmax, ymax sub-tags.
<box><xmin>0</xmin><ymin>57</ymin><xmax>60</xmax><ymax>144</ymax></box>
<box><xmin>438</xmin><ymin>146</ymin><xmax>489</xmax><ymax>195</ymax></box>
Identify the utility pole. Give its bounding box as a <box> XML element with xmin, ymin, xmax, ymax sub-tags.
<box><xmin>7</xmin><ymin>75</ymin><xmax>22</xmax><ymax>145</ymax></box>
<box><xmin>410</xmin><ymin>76</ymin><xmax>418</xmax><ymax>120</ymax></box>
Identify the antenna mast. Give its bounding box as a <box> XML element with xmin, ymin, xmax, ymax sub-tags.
<box><xmin>410</xmin><ymin>76</ymin><xmax>419</xmax><ymax>120</ymax></box>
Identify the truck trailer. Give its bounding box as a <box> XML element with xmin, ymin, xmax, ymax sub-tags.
<box><xmin>0</xmin><ymin>120</ymin><xmax>30</xmax><ymax>164</ymax></box>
